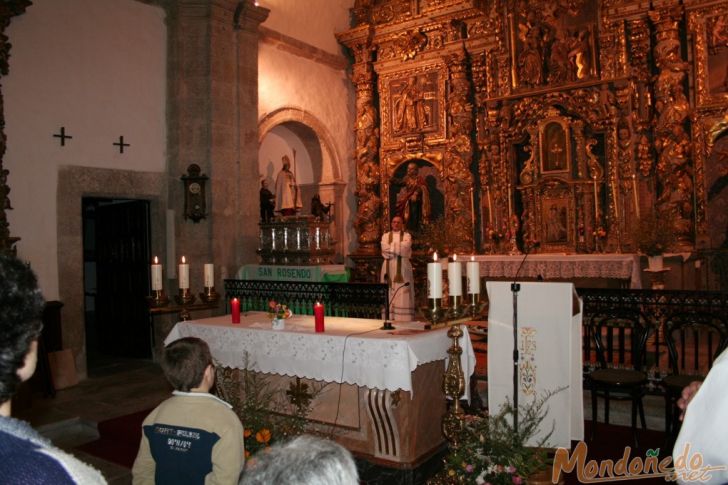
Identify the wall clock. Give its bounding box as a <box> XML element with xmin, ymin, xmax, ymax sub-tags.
<box><xmin>181</xmin><ymin>164</ymin><xmax>208</xmax><ymax>223</ymax></box>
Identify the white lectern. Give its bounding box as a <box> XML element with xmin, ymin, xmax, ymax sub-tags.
<box><xmin>487</xmin><ymin>281</ymin><xmax>583</xmax><ymax>448</ymax></box>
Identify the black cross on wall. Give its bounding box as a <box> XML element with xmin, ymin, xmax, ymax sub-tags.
<box><xmin>52</xmin><ymin>126</ymin><xmax>73</xmax><ymax>146</ymax></box>
<box><xmin>113</xmin><ymin>135</ymin><xmax>130</xmax><ymax>154</ymax></box>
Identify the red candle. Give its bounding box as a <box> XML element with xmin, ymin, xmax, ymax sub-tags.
<box><xmin>314</xmin><ymin>302</ymin><xmax>324</xmax><ymax>333</ymax></box>
<box><xmin>231</xmin><ymin>297</ymin><xmax>240</xmax><ymax>324</ymax></box>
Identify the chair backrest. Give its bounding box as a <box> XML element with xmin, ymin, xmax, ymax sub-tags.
<box><xmin>665</xmin><ymin>312</ymin><xmax>728</xmax><ymax>378</ymax></box>
<box><xmin>589</xmin><ymin>309</ymin><xmax>652</xmax><ymax>372</ymax></box>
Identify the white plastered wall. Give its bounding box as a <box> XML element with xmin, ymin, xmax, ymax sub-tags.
<box><xmin>3</xmin><ymin>0</ymin><xmax>167</xmax><ymax>299</ymax></box>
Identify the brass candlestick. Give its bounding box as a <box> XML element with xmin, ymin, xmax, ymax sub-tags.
<box><xmin>448</xmin><ymin>294</ymin><xmax>465</xmax><ymax>320</ymax></box>
<box><xmin>147</xmin><ymin>289</ymin><xmax>170</xmax><ymax>308</ymax></box>
<box><xmin>175</xmin><ymin>288</ymin><xmax>196</xmax><ymax>306</ymax></box>
<box><xmin>466</xmin><ymin>293</ymin><xmax>487</xmax><ymax>319</ymax></box>
<box><xmin>199</xmin><ymin>286</ymin><xmax>220</xmax><ymax>304</ymax></box>
<box><xmin>423</xmin><ymin>297</ymin><xmax>444</xmax><ymax>329</ymax></box>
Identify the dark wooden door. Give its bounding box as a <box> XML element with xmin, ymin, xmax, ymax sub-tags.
<box><xmin>95</xmin><ymin>200</ymin><xmax>151</xmax><ymax>358</ymax></box>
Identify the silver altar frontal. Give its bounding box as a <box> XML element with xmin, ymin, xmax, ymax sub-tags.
<box><xmin>258</xmin><ymin>216</ymin><xmax>334</xmax><ymax>265</ymax></box>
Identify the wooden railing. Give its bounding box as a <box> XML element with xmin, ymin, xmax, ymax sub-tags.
<box><xmin>579</xmin><ymin>288</ymin><xmax>728</xmax><ymax>392</ymax></box>
<box><xmin>224</xmin><ymin>279</ymin><xmax>388</xmax><ymax>319</ymax></box>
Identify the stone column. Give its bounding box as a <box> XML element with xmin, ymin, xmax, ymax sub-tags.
<box><xmin>167</xmin><ymin>0</ymin><xmax>268</xmax><ymax>292</ymax></box>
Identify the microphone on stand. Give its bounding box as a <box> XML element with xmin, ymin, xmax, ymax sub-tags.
<box><xmin>510</xmin><ymin>240</ymin><xmax>540</xmax><ymax>437</ymax></box>
<box><xmin>382</xmin><ymin>281</ymin><xmax>410</xmax><ymax>331</ymax></box>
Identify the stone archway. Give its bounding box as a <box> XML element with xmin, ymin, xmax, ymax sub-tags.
<box><xmin>258</xmin><ymin>107</ymin><xmax>348</xmax><ymax>259</ymax></box>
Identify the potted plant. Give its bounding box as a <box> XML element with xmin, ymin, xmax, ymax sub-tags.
<box><xmin>432</xmin><ymin>392</ymin><xmax>561</xmax><ymax>484</ymax></box>
<box><xmin>631</xmin><ymin>211</ymin><xmax>676</xmax><ymax>270</ymax></box>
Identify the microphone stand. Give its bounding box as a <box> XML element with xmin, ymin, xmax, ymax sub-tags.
<box><xmin>382</xmin><ymin>282</ymin><xmax>410</xmax><ymax>330</ymax></box>
<box><xmin>510</xmin><ymin>241</ymin><xmax>539</xmax><ymax>436</ymax></box>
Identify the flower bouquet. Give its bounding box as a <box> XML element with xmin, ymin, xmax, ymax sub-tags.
<box><xmin>435</xmin><ymin>391</ymin><xmax>561</xmax><ymax>485</ymax></box>
<box><xmin>268</xmin><ymin>300</ymin><xmax>293</xmax><ymax>330</ymax></box>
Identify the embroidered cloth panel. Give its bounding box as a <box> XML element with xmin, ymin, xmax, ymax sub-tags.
<box><xmin>165</xmin><ymin>312</ymin><xmax>475</xmax><ymax>396</ymax></box>
<box><xmin>473</xmin><ymin>254</ymin><xmax>641</xmax><ymax>288</ymax></box>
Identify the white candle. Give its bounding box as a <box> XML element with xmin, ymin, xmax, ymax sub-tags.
<box><xmin>204</xmin><ymin>263</ymin><xmax>214</xmax><ymax>287</ymax></box>
<box><xmin>448</xmin><ymin>254</ymin><xmax>462</xmax><ymax>296</ymax></box>
<box><xmin>427</xmin><ymin>252</ymin><xmax>443</xmax><ymax>299</ymax></box>
<box><xmin>467</xmin><ymin>255</ymin><xmax>480</xmax><ymax>294</ymax></box>
<box><xmin>179</xmin><ymin>256</ymin><xmax>189</xmax><ymax>290</ymax></box>
<box><xmin>151</xmin><ymin>256</ymin><xmax>163</xmax><ymax>291</ymax></box>
<box><xmin>632</xmin><ymin>174</ymin><xmax>640</xmax><ymax>219</ymax></box>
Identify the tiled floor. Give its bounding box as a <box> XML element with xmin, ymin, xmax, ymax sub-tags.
<box><xmin>14</xmin><ymin>358</ymin><xmax>171</xmax><ymax>485</ymax></box>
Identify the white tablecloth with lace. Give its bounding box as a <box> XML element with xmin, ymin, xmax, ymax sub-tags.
<box><xmin>473</xmin><ymin>254</ymin><xmax>641</xmax><ymax>288</ymax></box>
<box><xmin>165</xmin><ymin>312</ymin><xmax>475</xmax><ymax>396</ymax></box>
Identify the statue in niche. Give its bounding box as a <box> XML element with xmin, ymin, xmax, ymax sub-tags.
<box><xmin>548</xmin><ymin>30</ymin><xmax>571</xmax><ymax>84</ymax></box>
<box><xmin>568</xmin><ymin>29</ymin><xmax>592</xmax><ymax>80</ymax></box>
<box><xmin>311</xmin><ymin>194</ymin><xmax>332</xmax><ymax>222</ymax></box>
<box><xmin>542</xmin><ymin>122</ymin><xmax>568</xmax><ymax>172</ymax></box>
<box><xmin>394</xmin><ymin>77</ymin><xmax>419</xmax><ymax>132</ymax></box>
<box><xmin>709</xmin><ymin>14</ymin><xmax>728</xmax><ymax>54</ymax></box>
<box><xmin>394</xmin><ymin>162</ymin><xmax>431</xmax><ymax>232</ymax></box>
<box><xmin>545</xmin><ymin>203</ymin><xmax>568</xmax><ymax>242</ymax></box>
<box><xmin>392</xmin><ymin>76</ymin><xmax>433</xmax><ymax>134</ymax></box>
<box><xmin>517</xmin><ymin>10</ymin><xmax>545</xmax><ymax>87</ymax></box>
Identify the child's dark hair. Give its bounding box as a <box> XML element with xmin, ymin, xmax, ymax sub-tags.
<box><xmin>0</xmin><ymin>254</ymin><xmax>45</xmax><ymax>403</ymax></box>
<box><xmin>161</xmin><ymin>337</ymin><xmax>213</xmax><ymax>392</ymax></box>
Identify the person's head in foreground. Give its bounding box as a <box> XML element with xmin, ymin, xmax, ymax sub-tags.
<box><xmin>240</xmin><ymin>434</ymin><xmax>359</xmax><ymax>485</ymax></box>
<box><xmin>0</xmin><ymin>254</ymin><xmax>44</xmax><ymax>410</ymax></box>
<box><xmin>161</xmin><ymin>336</ymin><xmax>215</xmax><ymax>392</ymax></box>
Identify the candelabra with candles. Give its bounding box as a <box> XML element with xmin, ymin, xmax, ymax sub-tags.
<box><xmin>421</xmin><ymin>253</ymin><xmax>485</xmax><ymax>448</ymax></box>
<box><xmin>147</xmin><ymin>257</ymin><xmax>220</xmax><ymax>321</ymax></box>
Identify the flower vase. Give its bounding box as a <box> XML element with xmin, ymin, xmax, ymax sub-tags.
<box><xmin>648</xmin><ymin>254</ymin><xmax>664</xmax><ymax>271</ymax></box>
<box><xmin>272</xmin><ymin>318</ymin><xmax>285</xmax><ymax>330</ymax></box>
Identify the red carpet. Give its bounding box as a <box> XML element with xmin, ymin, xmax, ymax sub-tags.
<box><xmin>77</xmin><ymin>408</ymin><xmax>150</xmax><ymax>469</ymax></box>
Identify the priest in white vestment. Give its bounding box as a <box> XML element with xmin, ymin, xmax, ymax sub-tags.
<box><xmin>672</xmin><ymin>347</ymin><xmax>728</xmax><ymax>485</ymax></box>
<box><xmin>380</xmin><ymin>215</ymin><xmax>415</xmax><ymax>321</ymax></box>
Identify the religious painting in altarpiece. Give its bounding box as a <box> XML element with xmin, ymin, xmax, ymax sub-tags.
<box><xmin>379</xmin><ymin>66</ymin><xmax>447</xmax><ymax>149</ymax></box>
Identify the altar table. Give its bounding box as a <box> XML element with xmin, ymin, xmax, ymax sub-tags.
<box><xmin>473</xmin><ymin>254</ymin><xmax>641</xmax><ymax>288</ymax></box>
<box><xmin>165</xmin><ymin>313</ymin><xmax>475</xmax><ymax>466</ymax></box>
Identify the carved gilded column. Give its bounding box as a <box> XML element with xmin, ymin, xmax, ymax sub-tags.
<box><xmin>444</xmin><ymin>46</ymin><xmax>475</xmax><ymax>253</ymax></box>
<box><xmin>649</xmin><ymin>5</ymin><xmax>694</xmax><ymax>248</ymax></box>
<box><xmin>0</xmin><ymin>0</ymin><xmax>31</xmax><ymax>255</ymax></box>
<box><xmin>350</xmin><ymin>36</ymin><xmax>382</xmax><ymax>253</ymax></box>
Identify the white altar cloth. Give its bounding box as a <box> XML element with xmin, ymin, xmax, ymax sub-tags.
<box><xmin>473</xmin><ymin>253</ymin><xmax>641</xmax><ymax>288</ymax></box>
<box><xmin>165</xmin><ymin>312</ymin><xmax>475</xmax><ymax>397</ymax></box>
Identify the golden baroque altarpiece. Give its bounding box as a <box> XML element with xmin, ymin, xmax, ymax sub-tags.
<box><xmin>338</xmin><ymin>0</ymin><xmax>728</xmax><ymax>279</ymax></box>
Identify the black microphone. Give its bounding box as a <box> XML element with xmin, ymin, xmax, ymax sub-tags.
<box><xmin>510</xmin><ymin>240</ymin><xmax>539</xmax><ymax>436</ymax></box>
<box><xmin>512</xmin><ymin>241</ymin><xmax>540</xmax><ymax>289</ymax></box>
<box><xmin>382</xmin><ymin>282</ymin><xmax>411</xmax><ymax>330</ymax></box>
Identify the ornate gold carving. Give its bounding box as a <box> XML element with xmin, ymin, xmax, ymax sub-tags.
<box><xmin>341</xmin><ymin>0</ymin><xmax>724</xmax><ymax>260</ymax></box>
<box><xmin>397</xmin><ymin>29</ymin><xmax>428</xmax><ymax>61</ymax></box>
<box><xmin>688</xmin><ymin>5</ymin><xmax>728</xmax><ymax>108</ymax></box>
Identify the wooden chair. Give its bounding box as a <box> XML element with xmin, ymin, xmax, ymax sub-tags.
<box><xmin>587</xmin><ymin>309</ymin><xmax>652</xmax><ymax>447</ymax></box>
<box><xmin>662</xmin><ymin>312</ymin><xmax>728</xmax><ymax>442</ymax></box>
